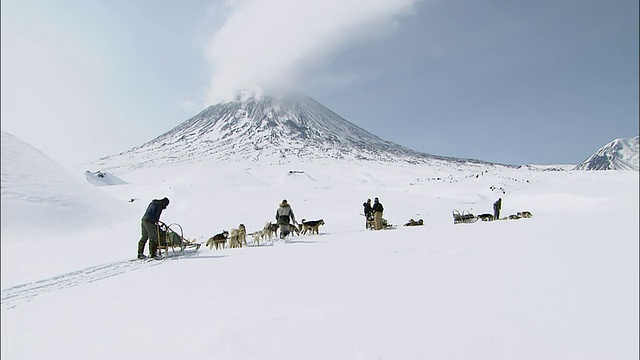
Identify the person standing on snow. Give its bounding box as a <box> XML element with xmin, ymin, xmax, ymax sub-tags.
<box><xmin>493</xmin><ymin>198</ymin><xmax>502</xmax><ymax>220</ymax></box>
<box><xmin>275</xmin><ymin>199</ymin><xmax>297</xmax><ymax>240</ymax></box>
<box><xmin>372</xmin><ymin>197</ymin><xmax>384</xmax><ymax>230</ymax></box>
<box><xmin>137</xmin><ymin>197</ymin><xmax>170</xmax><ymax>259</ymax></box>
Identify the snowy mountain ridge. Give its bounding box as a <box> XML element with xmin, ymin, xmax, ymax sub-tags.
<box><xmin>574</xmin><ymin>136</ymin><xmax>639</xmax><ymax>171</ymax></box>
<box><xmin>90</xmin><ymin>92</ymin><xmax>493</xmax><ymax>171</ymax></box>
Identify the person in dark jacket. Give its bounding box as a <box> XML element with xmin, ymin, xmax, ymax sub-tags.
<box><xmin>138</xmin><ymin>197</ymin><xmax>170</xmax><ymax>259</ymax></box>
<box><xmin>275</xmin><ymin>199</ymin><xmax>297</xmax><ymax>240</ymax></box>
<box><xmin>372</xmin><ymin>197</ymin><xmax>384</xmax><ymax>230</ymax></box>
<box><xmin>363</xmin><ymin>198</ymin><xmax>373</xmax><ymax>229</ymax></box>
<box><xmin>493</xmin><ymin>198</ymin><xmax>502</xmax><ymax>220</ymax></box>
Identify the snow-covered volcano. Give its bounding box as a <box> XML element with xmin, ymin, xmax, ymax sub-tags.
<box><xmin>92</xmin><ymin>91</ymin><xmax>487</xmax><ymax>171</ymax></box>
<box><xmin>574</xmin><ymin>136</ymin><xmax>639</xmax><ymax>171</ymax></box>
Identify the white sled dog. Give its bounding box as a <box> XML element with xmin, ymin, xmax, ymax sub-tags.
<box><xmin>229</xmin><ymin>224</ymin><xmax>247</xmax><ymax>248</ymax></box>
<box><xmin>251</xmin><ymin>230</ymin><xmax>264</xmax><ymax>246</ymax></box>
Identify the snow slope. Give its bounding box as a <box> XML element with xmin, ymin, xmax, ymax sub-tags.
<box><xmin>2</xmin><ymin>137</ymin><xmax>638</xmax><ymax>359</ymax></box>
<box><xmin>1</xmin><ymin>131</ymin><xmax>129</xmax><ymax>234</ymax></box>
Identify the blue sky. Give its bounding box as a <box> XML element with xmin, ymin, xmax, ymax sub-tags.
<box><xmin>1</xmin><ymin>0</ymin><xmax>638</xmax><ymax>167</ymax></box>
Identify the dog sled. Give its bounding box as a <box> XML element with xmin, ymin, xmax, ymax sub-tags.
<box><xmin>157</xmin><ymin>221</ymin><xmax>201</xmax><ymax>256</ymax></box>
<box><xmin>367</xmin><ymin>217</ymin><xmax>397</xmax><ymax>230</ymax></box>
<box><xmin>366</xmin><ymin>216</ymin><xmax>375</xmax><ymax>230</ymax></box>
<box><xmin>452</xmin><ymin>210</ymin><xmax>477</xmax><ymax>224</ymax></box>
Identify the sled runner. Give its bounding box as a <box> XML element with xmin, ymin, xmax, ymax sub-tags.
<box><xmin>452</xmin><ymin>210</ymin><xmax>477</xmax><ymax>224</ymax></box>
<box><xmin>368</xmin><ymin>217</ymin><xmax>396</xmax><ymax>230</ymax></box>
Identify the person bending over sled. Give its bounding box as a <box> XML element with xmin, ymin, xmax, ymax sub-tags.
<box><xmin>363</xmin><ymin>198</ymin><xmax>373</xmax><ymax>229</ymax></box>
<box><xmin>137</xmin><ymin>197</ymin><xmax>170</xmax><ymax>259</ymax></box>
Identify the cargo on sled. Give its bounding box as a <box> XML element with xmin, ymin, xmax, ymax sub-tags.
<box><xmin>157</xmin><ymin>221</ymin><xmax>201</xmax><ymax>256</ymax></box>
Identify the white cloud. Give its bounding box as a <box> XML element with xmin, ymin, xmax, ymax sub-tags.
<box><xmin>203</xmin><ymin>0</ymin><xmax>417</xmax><ymax>105</ymax></box>
<box><xmin>181</xmin><ymin>99</ymin><xmax>206</xmax><ymax>114</ymax></box>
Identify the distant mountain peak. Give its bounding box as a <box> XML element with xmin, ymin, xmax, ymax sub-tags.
<box><xmin>574</xmin><ymin>136</ymin><xmax>639</xmax><ymax>171</ymax></box>
<box><xmin>92</xmin><ymin>92</ymin><xmax>487</xmax><ymax>171</ymax></box>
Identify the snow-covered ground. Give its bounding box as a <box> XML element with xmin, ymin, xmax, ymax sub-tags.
<box><xmin>2</xmin><ymin>134</ymin><xmax>638</xmax><ymax>360</ymax></box>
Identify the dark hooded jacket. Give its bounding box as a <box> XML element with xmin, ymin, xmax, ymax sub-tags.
<box><xmin>372</xmin><ymin>199</ymin><xmax>384</xmax><ymax>213</ymax></box>
<box><xmin>142</xmin><ymin>197</ymin><xmax>170</xmax><ymax>224</ymax></box>
<box><xmin>493</xmin><ymin>198</ymin><xmax>502</xmax><ymax>212</ymax></box>
<box><xmin>363</xmin><ymin>200</ymin><xmax>373</xmax><ymax>219</ymax></box>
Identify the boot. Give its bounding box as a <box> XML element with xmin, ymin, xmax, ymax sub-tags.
<box><xmin>149</xmin><ymin>241</ymin><xmax>158</xmax><ymax>258</ymax></box>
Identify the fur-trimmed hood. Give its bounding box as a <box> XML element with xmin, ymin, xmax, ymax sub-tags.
<box><xmin>276</xmin><ymin>201</ymin><xmax>296</xmax><ymax>225</ymax></box>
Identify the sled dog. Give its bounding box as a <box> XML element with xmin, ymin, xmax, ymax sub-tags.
<box><xmin>263</xmin><ymin>222</ymin><xmax>278</xmax><ymax>241</ymax></box>
<box><xmin>477</xmin><ymin>213</ymin><xmax>495</xmax><ymax>222</ymax></box>
<box><xmin>229</xmin><ymin>224</ymin><xmax>247</xmax><ymax>248</ymax></box>
<box><xmin>517</xmin><ymin>211</ymin><xmax>533</xmax><ymax>218</ymax></box>
<box><xmin>251</xmin><ymin>230</ymin><xmax>264</xmax><ymax>246</ymax></box>
<box><xmin>300</xmin><ymin>219</ymin><xmax>325</xmax><ymax>235</ymax></box>
<box><xmin>206</xmin><ymin>231</ymin><xmax>229</xmax><ymax>250</ymax></box>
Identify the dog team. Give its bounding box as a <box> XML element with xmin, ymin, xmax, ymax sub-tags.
<box><xmin>456</xmin><ymin>197</ymin><xmax>533</xmax><ymax>224</ymax></box>
<box><xmin>472</xmin><ymin>198</ymin><xmax>533</xmax><ymax>222</ymax></box>
<box><xmin>204</xmin><ymin>199</ymin><xmax>326</xmax><ymax>250</ymax></box>
<box><xmin>138</xmin><ymin>195</ymin><xmax>531</xmax><ymax>258</ymax></box>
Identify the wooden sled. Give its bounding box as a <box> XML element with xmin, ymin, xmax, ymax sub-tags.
<box><xmin>452</xmin><ymin>210</ymin><xmax>477</xmax><ymax>224</ymax></box>
<box><xmin>157</xmin><ymin>221</ymin><xmax>201</xmax><ymax>256</ymax></box>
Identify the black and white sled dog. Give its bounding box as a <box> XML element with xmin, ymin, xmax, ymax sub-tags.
<box><xmin>517</xmin><ymin>211</ymin><xmax>533</xmax><ymax>218</ymax></box>
<box><xmin>262</xmin><ymin>222</ymin><xmax>279</xmax><ymax>241</ymax></box>
<box><xmin>206</xmin><ymin>230</ymin><xmax>229</xmax><ymax>250</ymax></box>
<box><xmin>477</xmin><ymin>213</ymin><xmax>495</xmax><ymax>222</ymax></box>
<box><xmin>300</xmin><ymin>219</ymin><xmax>325</xmax><ymax>235</ymax></box>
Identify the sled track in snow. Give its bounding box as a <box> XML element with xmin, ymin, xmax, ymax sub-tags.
<box><xmin>1</xmin><ymin>253</ymin><xmax>197</xmax><ymax>310</ymax></box>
